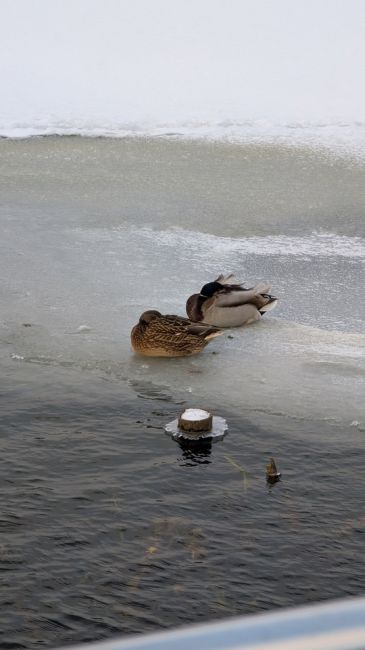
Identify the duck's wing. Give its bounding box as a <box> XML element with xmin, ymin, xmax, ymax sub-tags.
<box><xmin>186</xmin><ymin>322</ymin><xmax>223</xmax><ymax>339</ymax></box>
<box><xmin>142</xmin><ymin>315</ymin><xmax>187</xmax><ymax>347</ymax></box>
<box><xmin>215</xmin><ymin>275</ymin><xmax>272</xmax><ymax>293</ymax></box>
<box><xmin>163</xmin><ymin>314</ymin><xmax>222</xmax><ymax>338</ymax></box>
<box><xmin>211</xmin><ymin>282</ymin><xmax>273</xmax><ymax>308</ymax></box>
<box><xmin>146</xmin><ymin>315</ymin><xmax>222</xmax><ymax>347</ymax></box>
<box><xmin>164</xmin><ymin>314</ymin><xmax>191</xmax><ymax>323</ymax></box>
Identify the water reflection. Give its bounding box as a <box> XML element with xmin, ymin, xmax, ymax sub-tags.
<box><xmin>178</xmin><ymin>438</ymin><xmax>213</xmax><ymax>466</ymax></box>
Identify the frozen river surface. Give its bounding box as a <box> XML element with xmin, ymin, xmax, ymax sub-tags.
<box><xmin>0</xmin><ymin>137</ymin><xmax>364</xmax><ymax>649</ymax></box>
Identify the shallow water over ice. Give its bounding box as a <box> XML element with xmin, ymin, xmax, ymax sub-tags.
<box><xmin>1</xmin><ymin>137</ymin><xmax>364</xmax><ymax>424</ymax></box>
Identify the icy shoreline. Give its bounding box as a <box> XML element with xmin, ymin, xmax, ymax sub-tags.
<box><xmin>1</xmin><ymin>121</ymin><xmax>365</xmax><ymax>163</ymax></box>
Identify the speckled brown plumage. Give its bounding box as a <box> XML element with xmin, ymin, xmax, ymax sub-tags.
<box><xmin>131</xmin><ymin>310</ymin><xmax>223</xmax><ymax>357</ymax></box>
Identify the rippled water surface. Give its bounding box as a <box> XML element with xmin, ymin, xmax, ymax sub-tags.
<box><xmin>1</xmin><ymin>137</ymin><xmax>365</xmax><ymax>649</ymax></box>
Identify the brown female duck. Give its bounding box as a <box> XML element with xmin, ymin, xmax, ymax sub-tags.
<box><xmin>131</xmin><ymin>310</ymin><xmax>223</xmax><ymax>357</ymax></box>
<box><xmin>186</xmin><ymin>274</ymin><xmax>278</xmax><ymax>328</ymax></box>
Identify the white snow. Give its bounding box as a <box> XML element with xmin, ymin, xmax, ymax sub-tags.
<box><xmin>180</xmin><ymin>408</ymin><xmax>211</xmax><ymax>421</ymax></box>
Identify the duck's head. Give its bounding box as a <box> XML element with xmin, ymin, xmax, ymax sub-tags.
<box><xmin>139</xmin><ymin>310</ymin><xmax>162</xmax><ymax>325</ymax></box>
<box><xmin>186</xmin><ymin>281</ymin><xmax>225</xmax><ymax>321</ymax></box>
<box><xmin>200</xmin><ymin>281</ymin><xmax>223</xmax><ymax>298</ymax></box>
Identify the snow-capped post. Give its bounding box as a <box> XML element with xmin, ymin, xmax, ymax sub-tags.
<box><xmin>165</xmin><ymin>408</ymin><xmax>228</xmax><ymax>442</ymax></box>
<box><xmin>178</xmin><ymin>408</ymin><xmax>212</xmax><ymax>433</ymax></box>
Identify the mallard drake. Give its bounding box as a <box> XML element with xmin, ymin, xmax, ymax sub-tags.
<box><xmin>186</xmin><ymin>274</ymin><xmax>278</xmax><ymax>328</ymax></box>
<box><xmin>131</xmin><ymin>310</ymin><xmax>223</xmax><ymax>357</ymax></box>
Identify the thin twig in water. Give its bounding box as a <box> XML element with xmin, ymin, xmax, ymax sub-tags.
<box><xmin>224</xmin><ymin>455</ymin><xmax>249</xmax><ymax>491</ymax></box>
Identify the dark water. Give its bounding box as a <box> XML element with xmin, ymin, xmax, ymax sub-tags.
<box><xmin>1</xmin><ymin>360</ymin><xmax>364</xmax><ymax>650</ymax></box>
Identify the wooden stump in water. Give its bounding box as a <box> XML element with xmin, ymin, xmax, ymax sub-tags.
<box><xmin>178</xmin><ymin>408</ymin><xmax>213</xmax><ymax>433</ymax></box>
<box><xmin>266</xmin><ymin>457</ymin><xmax>281</xmax><ymax>482</ymax></box>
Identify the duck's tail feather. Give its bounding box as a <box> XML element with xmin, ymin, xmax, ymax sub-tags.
<box><xmin>204</xmin><ymin>329</ymin><xmax>224</xmax><ymax>340</ymax></box>
<box><xmin>259</xmin><ymin>297</ymin><xmax>278</xmax><ymax>313</ymax></box>
<box><xmin>188</xmin><ymin>323</ymin><xmax>223</xmax><ymax>339</ymax></box>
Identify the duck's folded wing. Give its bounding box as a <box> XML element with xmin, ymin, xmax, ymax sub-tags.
<box><xmin>164</xmin><ymin>314</ymin><xmax>222</xmax><ymax>338</ymax></box>
<box><xmin>164</xmin><ymin>314</ymin><xmax>194</xmax><ymax>325</ymax></box>
<box><xmin>187</xmin><ymin>322</ymin><xmax>223</xmax><ymax>339</ymax></box>
<box><xmin>213</xmin><ymin>283</ymin><xmax>272</xmax><ymax>308</ymax></box>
